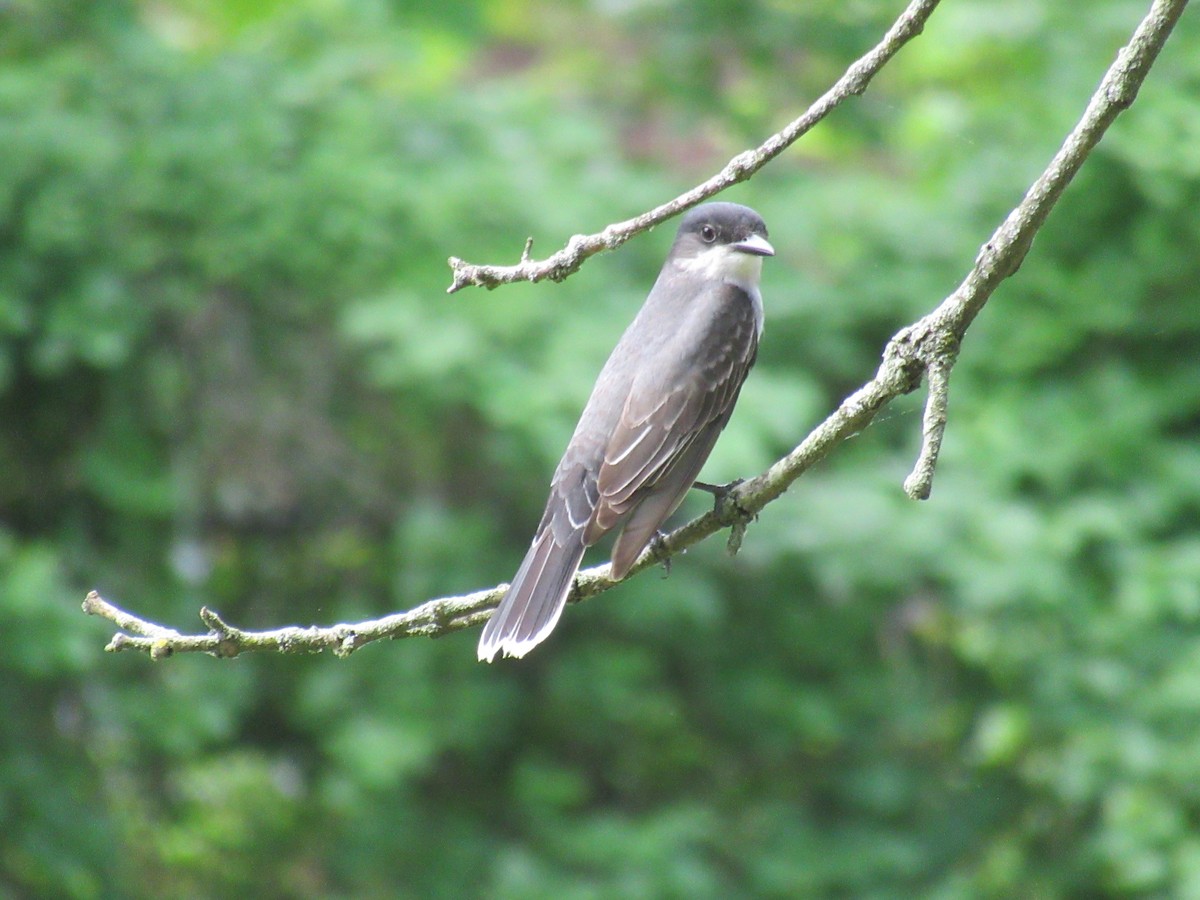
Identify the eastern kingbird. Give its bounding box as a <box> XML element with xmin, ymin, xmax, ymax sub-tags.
<box><xmin>478</xmin><ymin>202</ymin><xmax>773</xmax><ymax>662</ymax></box>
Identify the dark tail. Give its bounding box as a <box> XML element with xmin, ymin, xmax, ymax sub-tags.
<box><xmin>478</xmin><ymin>526</ymin><xmax>586</xmax><ymax>662</ymax></box>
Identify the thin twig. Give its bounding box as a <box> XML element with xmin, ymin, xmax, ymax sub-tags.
<box><xmin>904</xmin><ymin>347</ymin><xmax>954</xmax><ymax>500</ymax></box>
<box><xmin>83</xmin><ymin>0</ymin><xmax>1188</xmax><ymax>659</ymax></box>
<box><xmin>891</xmin><ymin>0</ymin><xmax>1187</xmax><ymax>499</ymax></box>
<box><xmin>445</xmin><ymin>0</ymin><xmax>942</xmax><ymax>293</ymax></box>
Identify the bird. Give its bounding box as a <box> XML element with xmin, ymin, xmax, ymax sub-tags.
<box><xmin>478</xmin><ymin>201</ymin><xmax>773</xmax><ymax>662</ymax></box>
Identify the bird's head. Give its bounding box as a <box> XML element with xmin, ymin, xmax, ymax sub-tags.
<box><xmin>670</xmin><ymin>202</ymin><xmax>774</xmax><ymax>287</ymax></box>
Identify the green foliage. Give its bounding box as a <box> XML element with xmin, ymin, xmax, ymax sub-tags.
<box><xmin>2</xmin><ymin>0</ymin><xmax>1199</xmax><ymax>895</ymax></box>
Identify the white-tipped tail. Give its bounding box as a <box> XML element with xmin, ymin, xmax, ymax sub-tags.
<box><xmin>478</xmin><ymin>527</ymin><xmax>586</xmax><ymax>662</ymax></box>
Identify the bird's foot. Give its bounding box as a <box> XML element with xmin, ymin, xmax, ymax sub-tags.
<box><xmin>648</xmin><ymin>531</ymin><xmax>673</xmax><ymax>578</ymax></box>
<box><xmin>694</xmin><ymin>478</ymin><xmax>755</xmax><ymax>522</ymax></box>
<box><xmin>692</xmin><ymin>478</ymin><xmax>744</xmax><ymax>504</ymax></box>
<box><xmin>693</xmin><ymin>478</ymin><xmax>756</xmax><ymax>555</ymax></box>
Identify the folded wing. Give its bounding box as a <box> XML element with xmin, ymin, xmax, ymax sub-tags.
<box><xmin>584</xmin><ymin>288</ymin><xmax>760</xmax><ymax>574</ymax></box>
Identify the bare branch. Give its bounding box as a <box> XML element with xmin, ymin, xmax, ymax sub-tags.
<box><xmin>445</xmin><ymin>0</ymin><xmax>942</xmax><ymax>293</ymax></box>
<box><xmin>904</xmin><ymin>349</ymin><xmax>954</xmax><ymax>500</ymax></box>
<box><xmin>892</xmin><ymin>0</ymin><xmax>1188</xmax><ymax>498</ymax></box>
<box><xmin>84</xmin><ymin>0</ymin><xmax>1188</xmax><ymax>659</ymax></box>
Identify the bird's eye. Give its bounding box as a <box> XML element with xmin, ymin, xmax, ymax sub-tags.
<box><xmin>700</xmin><ymin>225</ymin><xmax>717</xmax><ymax>243</ymax></box>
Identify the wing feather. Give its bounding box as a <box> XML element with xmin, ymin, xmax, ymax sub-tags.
<box><xmin>583</xmin><ymin>286</ymin><xmax>759</xmax><ymax>545</ymax></box>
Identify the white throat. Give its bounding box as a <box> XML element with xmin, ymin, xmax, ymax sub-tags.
<box><xmin>677</xmin><ymin>244</ymin><xmax>765</xmax><ymax>336</ymax></box>
<box><xmin>677</xmin><ymin>244</ymin><xmax>763</xmax><ymax>292</ymax></box>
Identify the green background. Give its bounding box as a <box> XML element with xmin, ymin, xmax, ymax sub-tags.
<box><xmin>3</xmin><ymin>0</ymin><xmax>1200</xmax><ymax>896</ymax></box>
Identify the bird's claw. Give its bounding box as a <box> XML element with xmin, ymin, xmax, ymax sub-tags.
<box><xmin>648</xmin><ymin>531</ymin><xmax>672</xmax><ymax>578</ymax></box>
<box><xmin>693</xmin><ymin>478</ymin><xmax>745</xmax><ymax>508</ymax></box>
